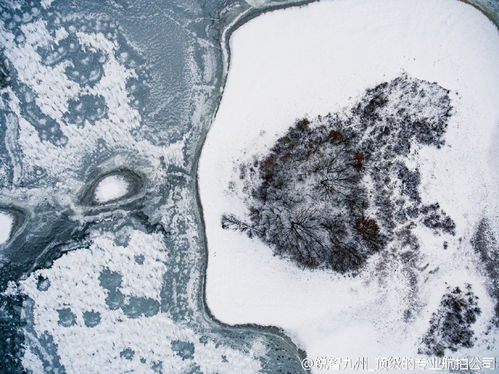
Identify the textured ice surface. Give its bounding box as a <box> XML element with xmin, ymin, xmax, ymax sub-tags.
<box><xmin>199</xmin><ymin>0</ymin><xmax>499</xmax><ymax>368</ymax></box>
<box><xmin>18</xmin><ymin>227</ymin><xmax>266</xmax><ymax>373</ymax></box>
<box><xmin>0</xmin><ymin>0</ymin><xmax>315</xmax><ymax>373</ymax></box>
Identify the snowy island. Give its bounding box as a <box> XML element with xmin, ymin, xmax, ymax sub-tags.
<box><xmin>199</xmin><ymin>0</ymin><xmax>499</xmax><ymax>368</ymax></box>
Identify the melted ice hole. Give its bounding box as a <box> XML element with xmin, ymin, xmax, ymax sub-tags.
<box><xmin>93</xmin><ymin>174</ymin><xmax>130</xmax><ymax>204</ymax></box>
<box><xmin>0</xmin><ymin>210</ymin><xmax>14</xmax><ymax>245</ymax></box>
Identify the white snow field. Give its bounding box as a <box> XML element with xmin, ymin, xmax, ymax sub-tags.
<box><xmin>94</xmin><ymin>174</ymin><xmax>130</xmax><ymax>204</ymax></box>
<box><xmin>199</xmin><ymin>0</ymin><xmax>499</xmax><ymax>370</ymax></box>
<box><xmin>0</xmin><ymin>210</ymin><xmax>14</xmax><ymax>245</ymax></box>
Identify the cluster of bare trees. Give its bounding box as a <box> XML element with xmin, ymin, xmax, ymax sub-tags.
<box><xmin>223</xmin><ymin>75</ymin><xmax>455</xmax><ymax>274</ymax></box>
<box><xmin>419</xmin><ymin>285</ymin><xmax>481</xmax><ymax>356</ymax></box>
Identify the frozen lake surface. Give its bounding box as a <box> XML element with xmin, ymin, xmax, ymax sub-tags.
<box><xmin>0</xmin><ymin>0</ymin><xmax>315</xmax><ymax>373</ymax></box>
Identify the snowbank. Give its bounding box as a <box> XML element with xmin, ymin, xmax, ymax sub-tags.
<box><xmin>94</xmin><ymin>174</ymin><xmax>130</xmax><ymax>204</ymax></box>
<box><xmin>0</xmin><ymin>210</ymin><xmax>14</xmax><ymax>245</ymax></box>
<box><xmin>199</xmin><ymin>0</ymin><xmax>499</xmax><ymax>368</ymax></box>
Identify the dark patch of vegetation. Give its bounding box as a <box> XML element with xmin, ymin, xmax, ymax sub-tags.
<box><xmin>420</xmin><ymin>203</ymin><xmax>456</xmax><ymax>235</ymax></box>
<box><xmin>396</xmin><ymin>163</ymin><xmax>421</xmax><ymax>203</ymax></box>
<box><xmin>225</xmin><ymin>115</ymin><xmax>383</xmax><ymax>273</ymax></box>
<box><xmin>223</xmin><ymin>74</ymin><xmax>455</xmax><ymax>273</ymax></box>
<box><xmin>471</xmin><ymin>219</ymin><xmax>498</xmax><ymax>325</ymax></box>
<box><xmin>419</xmin><ymin>284</ymin><xmax>481</xmax><ymax>357</ymax></box>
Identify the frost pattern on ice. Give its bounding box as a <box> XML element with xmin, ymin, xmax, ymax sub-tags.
<box><xmin>18</xmin><ymin>227</ymin><xmax>265</xmax><ymax>374</ymax></box>
<box><xmin>0</xmin><ymin>0</ymin><xmax>312</xmax><ymax>373</ymax></box>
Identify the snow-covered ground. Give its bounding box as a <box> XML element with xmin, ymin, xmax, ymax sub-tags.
<box><xmin>0</xmin><ymin>210</ymin><xmax>14</xmax><ymax>245</ymax></box>
<box><xmin>199</xmin><ymin>0</ymin><xmax>499</xmax><ymax>370</ymax></box>
<box><xmin>94</xmin><ymin>174</ymin><xmax>130</xmax><ymax>204</ymax></box>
